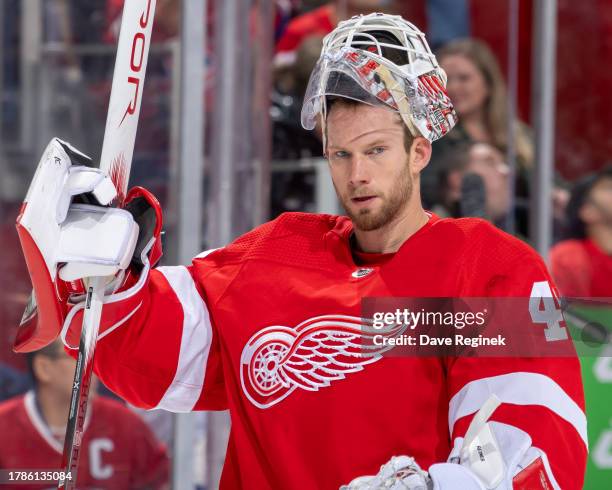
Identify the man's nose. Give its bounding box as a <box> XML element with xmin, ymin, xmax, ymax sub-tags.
<box><xmin>349</xmin><ymin>154</ymin><xmax>371</xmax><ymax>187</ymax></box>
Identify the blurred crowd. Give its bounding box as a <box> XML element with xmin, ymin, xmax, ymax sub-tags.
<box><xmin>0</xmin><ymin>1</ymin><xmax>611</xmax><ymax>488</ymax></box>
<box><xmin>0</xmin><ymin>340</ymin><xmax>170</xmax><ymax>489</ymax></box>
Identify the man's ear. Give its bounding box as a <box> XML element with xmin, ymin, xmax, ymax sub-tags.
<box><xmin>410</xmin><ymin>136</ymin><xmax>432</xmax><ymax>175</ymax></box>
<box><xmin>32</xmin><ymin>356</ymin><xmax>52</xmax><ymax>385</ymax></box>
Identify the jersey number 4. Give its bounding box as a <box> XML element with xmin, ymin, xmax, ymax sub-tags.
<box><xmin>529</xmin><ymin>281</ymin><xmax>568</xmax><ymax>342</ymax></box>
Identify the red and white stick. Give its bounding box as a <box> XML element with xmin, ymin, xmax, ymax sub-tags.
<box><xmin>59</xmin><ymin>2</ymin><xmax>157</xmax><ymax>488</ymax></box>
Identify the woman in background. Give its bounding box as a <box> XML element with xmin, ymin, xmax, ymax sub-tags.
<box><xmin>424</xmin><ymin>38</ymin><xmax>535</xmax><ymax>235</ymax></box>
<box><xmin>436</xmin><ymin>38</ymin><xmax>533</xmax><ymax>167</ymax></box>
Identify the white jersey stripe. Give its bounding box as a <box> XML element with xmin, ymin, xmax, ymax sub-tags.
<box><xmin>24</xmin><ymin>390</ymin><xmax>92</xmax><ymax>454</ymax></box>
<box><xmin>448</xmin><ymin>372</ymin><xmax>588</xmax><ymax>449</ymax></box>
<box><xmin>155</xmin><ymin>266</ymin><xmax>213</xmax><ymax>412</ymax></box>
<box><xmin>24</xmin><ymin>390</ymin><xmax>64</xmax><ymax>453</ymax></box>
<box><xmin>194</xmin><ymin>247</ymin><xmax>221</xmax><ymax>259</ymax></box>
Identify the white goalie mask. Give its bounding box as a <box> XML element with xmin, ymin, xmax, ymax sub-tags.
<box><xmin>301</xmin><ymin>12</ymin><xmax>458</xmax><ymax>143</ymax></box>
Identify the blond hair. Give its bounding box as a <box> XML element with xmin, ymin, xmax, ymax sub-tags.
<box><xmin>437</xmin><ymin>38</ymin><xmax>533</xmax><ymax>169</ymax></box>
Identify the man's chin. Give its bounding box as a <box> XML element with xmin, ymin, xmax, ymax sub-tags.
<box><xmin>349</xmin><ymin>210</ymin><xmax>388</xmax><ymax>231</ymax></box>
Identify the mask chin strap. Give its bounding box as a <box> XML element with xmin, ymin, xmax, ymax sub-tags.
<box><xmin>320</xmin><ymin>95</ymin><xmax>329</xmax><ymax>156</ymax></box>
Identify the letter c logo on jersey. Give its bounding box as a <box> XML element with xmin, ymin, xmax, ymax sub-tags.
<box><xmin>240</xmin><ymin>314</ymin><xmax>406</xmax><ymax>409</ymax></box>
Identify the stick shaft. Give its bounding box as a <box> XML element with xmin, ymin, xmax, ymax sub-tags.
<box><xmin>57</xmin><ymin>1</ymin><xmax>157</xmax><ymax>487</ymax></box>
<box><xmin>58</xmin><ymin>277</ymin><xmax>105</xmax><ymax>489</ymax></box>
<box><xmin>99</xmin><ymin>0</ymin><xmax>158</xmax><ymax>200</ymax></box>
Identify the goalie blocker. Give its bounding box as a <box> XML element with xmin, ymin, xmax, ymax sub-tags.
<box><xmin>15</xmin><ymin>138</ymin><xmax>163</xmax><ymax>353</ymax></box>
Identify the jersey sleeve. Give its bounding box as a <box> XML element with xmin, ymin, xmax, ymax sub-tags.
<box><xmin>79</xmin><ymin>249</ymin><xmax>232</xmax><ymax>413</ymax></box>
<box><xmin>445</xmin><ymin>246</ymin><xmax>587</xmax><ymax>490</ymax></box>
<box><xmin>70</xmin><ymin>217</ymin><xmax>282</xmax><ymax>412</ymax></box>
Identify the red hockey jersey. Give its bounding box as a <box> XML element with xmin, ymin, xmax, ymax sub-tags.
<box><xmin>549</xmin><ymin>238</ymin><xmax>612</xmax><ymax>297</ymax></box>
<box><xmin>0</xmin><ymin>392</ymin><xmax>169</xmax><ymax>489</ymax></box>
<box><xmin>80</xmin><ymin>213</ymin><xmax>587</xmax><ymax>489</ymax></box>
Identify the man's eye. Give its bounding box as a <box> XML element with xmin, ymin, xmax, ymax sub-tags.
<box><xmin>334</xmin><ymin>151</ymin><xmax>349</xmax><ymax>158</ymax></box>
<box><xmin>368</xmin><ymin>147</ymin><xmax>385</xmax><ymax>155</ymax></box>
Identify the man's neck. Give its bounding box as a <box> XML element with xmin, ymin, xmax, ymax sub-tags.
<box><xmin>589</xmin><ymin>226</ymin><xmax>612</xmax><ymax>255</ymax></box>
<box><xmin>36</xmin><ymin>388</ymin><xmax>69</xmax><ymax>433</ymax></box>
<box><xmin>352</xmin><ymin>206</ymin><xmax>430</xmax><ymax>254</ymax></box>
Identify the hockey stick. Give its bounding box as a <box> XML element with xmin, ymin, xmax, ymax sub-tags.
<box><xmin>58</xmin><ymin>2</ymin><xmax>157</xmax><ymax>488</ymax></box>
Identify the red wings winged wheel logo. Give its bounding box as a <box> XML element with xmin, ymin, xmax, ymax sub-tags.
<box><xmin>240</xmin><ymin>314</ymin><xmax>406</xmax><ymax>409</ymax></box>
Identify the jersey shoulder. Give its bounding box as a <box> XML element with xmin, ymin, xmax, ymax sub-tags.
<box><xmin>549</xmin><ymin>239</ymin><xmax>588</xmax><ymax>264</ymax></box>
<box><xmin>204</xmin><ymin>212</ymin><xmax>345</xmax><ymax>271</ymax></box>
<box><xmin>0</xmin><ymin>394</ymin><xmax>25</xmax><ymax>423</ymax></box>
<box><xmin>426</xmin><ymin>217</ymin><xmax>552</xmax><ymax>296</ymax></box>
<box><xmin>431</xmin><ymin>216</ymin><xmax>539</xmax><ymax>269</ymax></box>
<box><xmin>0</xmin><ymin>395</ymin><xmax>32</xmax><ymax>447</ymax></box>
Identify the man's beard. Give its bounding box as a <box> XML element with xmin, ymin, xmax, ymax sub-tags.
<box><xmin>339</xmin><ymin>164</ymin><xmax>413</xmax><ymax>231</ymax></box>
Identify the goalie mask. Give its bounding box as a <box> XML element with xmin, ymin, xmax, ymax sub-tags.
<box><xmin>301</xmin><ymin>13</ymin><xmax>458</xmax><ymax>143</ymax></box>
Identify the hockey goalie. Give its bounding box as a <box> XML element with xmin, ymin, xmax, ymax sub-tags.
<box><xmin>15</xmin><ymin>13</ymin><xmax>586</xmax><ymax>490</ymax></box>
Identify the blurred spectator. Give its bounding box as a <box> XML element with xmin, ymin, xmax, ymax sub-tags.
<box><xmin>62</xmin><ymin>1</ymin><xmax>112</xmax><ymax>79</ymax></box>
<box><xmin>423</xmin><ymin>39</ymin><xmax>533</xmax><ymax>228</ymax></box>
<box><xmin>425</xmin><ymin>0</ymin><xmax>470</xmax><ymax>49</ymax></box>
<box><xmin>275</xmin><ymin>0</ymin><xmax>399</xmax><ymax>66</ymax></box>
<box><xmin>0</xmin><ymin>340</ymin><xmax>169</xmax><ymax>489</ymax></box>
<box><xmin>275</xmin><ymin>0</ymin><xmax>302</xmax><ymax>42</ymax></box>
<box><xmin>0</xmin><ymin>361</ymin><xmax>31</xmax><ymax>402</ymax></box>
<box><xmin>436</xmin><ymin>39</ymin><xmax>533</xmax><ymax>164</ymax></box>
<box><xmin>433</xmin><ymin>141</ymin><xmax>513</xmax><ymax>228</ymax></box>
<box><xmin>550</xmin><ymin>167</ymin><xmax>612</xmax><ymax>297</ymax></box>
<box><xmin>275</xmin><ymin>1</ymin><xmax>334</xmax><ymax>66</ymax></box>
<box><xmin>271</xmin><ymin>36</ymin><xmax>325</xmax><ymax>216</ymax></box>
<box><xmin>272</xmin><ymin>36</ymin><xmax>324</xmax><ymax>160</ymax></box>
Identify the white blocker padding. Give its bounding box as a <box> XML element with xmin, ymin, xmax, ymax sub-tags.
<box><xmin>15</xmin><ymin>138</ymin><xmax>122</xmax><ymax>351</ymax></box>
<box><xmin>18</xmin><ymin>138</ymin><xmax>118</xmax><ymax>280</ymax></box>
<box><xmin>58</xmin><ymin>204</ymin><xmax>139</xmax><ymax>282</ymax></box>
<box><xmin>56</xmin><ymin>167</ymin><xmax>116</xmax><ymax>223</ymax></box>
